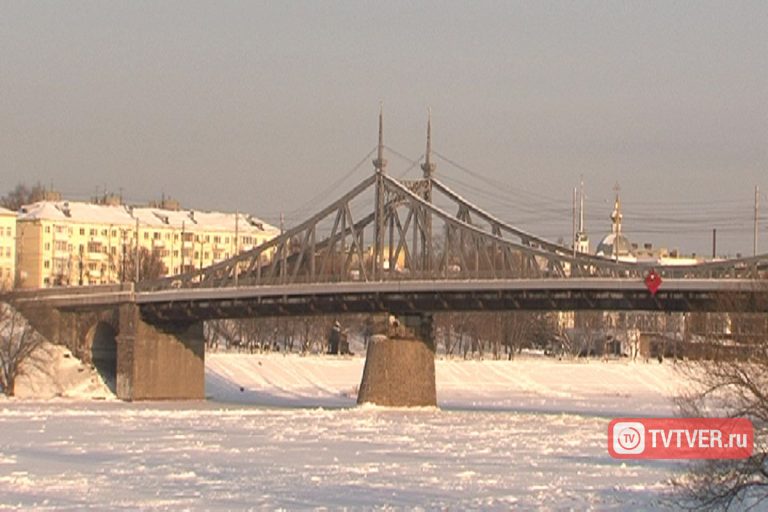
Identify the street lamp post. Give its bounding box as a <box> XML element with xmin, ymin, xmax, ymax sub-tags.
<box><xmin>199</xmin><ymin>239</ymin><xmax>207</xmax><ymax>272</ymax></box>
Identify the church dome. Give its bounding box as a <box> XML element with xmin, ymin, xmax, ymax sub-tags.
<box><xmin>596</xmin><ymin>233</ymin><xmax>633</xmax><ymax>258</ymax></box>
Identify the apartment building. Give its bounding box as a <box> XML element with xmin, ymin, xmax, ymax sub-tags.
<box><xmin>131</xmin><ymin>206</ymin><xmax>279</xmax><ymax>277</ymax></box>
<box><xmin>0</xmin><ymin>207</ymin><xmax>16</xmax><ymax>290</ymax></box>
<box><xmin>15</xmin><ymin>200</ymin><xmax>279</xmax><ymax>289</ymax></box>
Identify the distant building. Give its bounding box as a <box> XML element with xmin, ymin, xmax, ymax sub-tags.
<box><xmin>595</xmin><ymin>187</ymin><xmax>634</xmax><ymax>261</ymax></box>
<box><xmin>0</xmin><ymin>206</ymin><xmax>16</xmax><ymax>289</ymax></box>
<box><xmin>15</xmin><ymin>198</ymin><xmax>279</xmax><ymax>289</ymax></box>
<box><xmin>594</xmin><ymin>185</ymin><xmax>701</xmax><ymax>265</ymax></box>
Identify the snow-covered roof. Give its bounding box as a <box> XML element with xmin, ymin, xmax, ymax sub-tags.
<box><xmin>0</xmin><ymin>206</ymin><xmax>17</xmax><ymax>216</ymax></box>
<box><xmin>16</xmin><ymin>200</ymin><xmax>279</xmax><ymax>235</ymax></box>
<box><xmin>18</xmin><ymin>201</ymin><xmax>134</xmax><ymax>225</ymax></box>
<box><xmin>132</xmin><ymin>208</ymin><xmax>278</xmax><ymax>234</ymax></box>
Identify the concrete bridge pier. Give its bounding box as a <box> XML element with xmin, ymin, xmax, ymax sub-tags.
<box><xmin>115</xmin><ymin>304</ymin><xmax>205</xmax><ymax>401</ymax></box>
<box><xmin>357</xmin><ymin>313</ymin><xmax>437</xmax><ymax>407</ymax></box>
<box><xmin>15</xmin><ymin>301</ymin><xmax>205</xmax><ymax>401</ymax></box>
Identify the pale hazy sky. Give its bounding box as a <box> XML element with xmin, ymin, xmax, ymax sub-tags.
<box><xmin>2</xmin><ymin>1</ymin><xmax>766</xmax><ymax>256</ymax></box>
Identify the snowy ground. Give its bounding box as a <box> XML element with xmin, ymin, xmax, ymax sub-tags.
<box><xmin>0</xmin><ymin>353</ymin><xmax>691</xmax><ymax>510</ymax></box>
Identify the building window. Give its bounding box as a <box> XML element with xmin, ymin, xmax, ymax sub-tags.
<box><xmin>154</xmin><ymin>232</ymin><xmax>161</xmax><ymax>240</ymax></box>
<box><xmin>45</xmin><ymin>242</ymin><xmax>50</xmax><ymax>250</ymax></box>
<box><xmin>144</xmin><ymin>232</ymin><xmax>149</xmax><ymax>240</ymax></box>
<box><xmin>45</xmin><ymin>226</ymin><xmax>51</xmax><ymax>233</ymax></box>
<box><xmin>44</xmin><ymin>260</ymin><xmax>50</xmax><ymax>269</ymax></box>
<box><xmin>213</xmin><ymin>236</ymin><xmax>221</xmax><ymax>244</ymax></box>
<box><xmin>101</xmin><ymin>229</ymin><xmax>108</xmax><ymax>236</ymax></box>
<box><xmin>90</xmin><ymin>229</ymin><xmax>97</xmax><ymax>236</ymax></box>
<box><xmin>80</xmin><ymin>228</ymin><xmax>85</xmax><ymax>236</ymax></box>
<box><xmin>111</xmin><ymin>230</ymin><xmax>117</xmax><ymax>237</ymax></box>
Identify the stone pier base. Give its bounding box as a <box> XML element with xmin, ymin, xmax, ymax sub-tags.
<box><xmin>116</xmin><ymin>304</ymin><xmax>205</xmax><ymax>401</ymax></box>
<box><xmin>356</xmin><ymin>314</ymin><xmax>436</xmax><ymax>407</ymax></box>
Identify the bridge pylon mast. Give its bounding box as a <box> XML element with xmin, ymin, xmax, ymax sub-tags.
<box><xmin>372</xmin><ymin>104</ymin><xmax>387</xmax><ymax>279</ymax></box>
<box><xmin>420</xmin><ymin>108</ymin><xmax>436</xmax><ymax>273</ymax></box>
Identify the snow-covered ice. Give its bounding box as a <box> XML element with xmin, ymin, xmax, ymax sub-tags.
<box><xmin>0</xmin><ymin>353</ymin><xmax>689</xmax><ymax>510</ymax></box>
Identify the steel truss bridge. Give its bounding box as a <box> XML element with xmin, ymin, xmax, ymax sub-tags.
<box><xmin>13</xmin><ymin>112</ymin><xmax>768</xmax><ymax>318</ymax></box>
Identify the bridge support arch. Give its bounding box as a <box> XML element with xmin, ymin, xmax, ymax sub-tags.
<box><xmin>89</xmin><ymin>321</ymin><xmax>118</xmax><ymax>392</ymax></box>
<box><xmin>357</xmin><ymin>313</ymin><xmax>437</xmax><ymax>407</ymax></box>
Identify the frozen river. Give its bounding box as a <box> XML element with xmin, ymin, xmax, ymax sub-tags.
<box><xmin>0</xmin><ymin>355</ymin><xmax>687</xmax><ymax>509</ymax></box>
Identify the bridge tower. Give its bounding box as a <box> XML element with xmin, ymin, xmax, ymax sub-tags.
<box><xmin>420</xmin><ymin>108</ymin><xmax>436</xmax><ymax>272</ymax></box>
<box><xmin>357</xmin><ymin>108</ymin><xmax>437</xmax><ymax>408</ymax></box>
<box><xmin>372</xmin><ymin>104</ymin><xmax>387</xmax><ymax>280</ymax></box>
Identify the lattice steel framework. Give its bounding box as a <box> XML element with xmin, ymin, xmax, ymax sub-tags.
<box><xmin>139</xmin><ymin>113</ymin><xmax>768</xmax><ymax>292</ymax></box>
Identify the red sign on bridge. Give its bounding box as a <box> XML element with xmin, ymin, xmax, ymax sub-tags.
<box><xmin>645</xmin><ymin>269</ymin><xmax>662</xmax><ymax>295</ymax></box>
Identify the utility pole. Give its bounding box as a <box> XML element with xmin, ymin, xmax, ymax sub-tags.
<box><xmin>612</xmin><ymin>183</ymin><xmax>622</xmax><ymax>262</ymax></box>
<box><xmin>279</xmin><ymin>212</ymin><xmax>286</xmax><ymax>282</ymax></box>
<box><xmin>121</xmin><ymin>230</ymin><xmax>127</xmax><ymax>283</ymax></box>
<box><xmin>234</xmin><ymin>211</ymin><xmax>239</xmax><ymax>288</ymax></box>
<box><xmin>572</xmin><ymin>186</ymin><xmax>577</xmax><ymax>258</ymax></box>
<box><xmin>754</xmin><ymin>185</ymin><xmax>759</xmax><ymax>257</ymax></box>
<box><xmin>199</xmin><ymin>239</ymin><xmax>205</xmax><ymax>272</ymax></box>
<box><xmin>135</xmin><ymin>217</ymin><xmax>140</xmax><ymax>283</ymax></box>
<box><xmin>180</xmin><ymin>220</ymin><xmax>186</xmax><ymax>273</ymax></box>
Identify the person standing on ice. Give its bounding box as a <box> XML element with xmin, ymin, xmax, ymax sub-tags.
<box><xmin>328</xmin><ymin>320</ymin><xmax>341</xmax><ymax>355</ymax></box>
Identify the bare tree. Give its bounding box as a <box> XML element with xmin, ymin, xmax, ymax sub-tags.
<box><xmin>0</xmin><ymin>183</ymin><xmax>48</xmax><ymax>211</ymax></box>
<box><xmin>0</xmin><ymin>302</ymin><xmax>44</xmax><ymax>397</ymax></box>
<box><xmin>673</xmin><ymin>298</ymin><xmax>768</xmax><ymax>510</ymax></box>
<box><xmin>123</xmin><ymin>247</ymin><xmax>168</xmax><ymax>282</ymax></box>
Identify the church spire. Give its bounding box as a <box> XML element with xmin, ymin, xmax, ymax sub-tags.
<box><xmin>611</xmin><ymin>183</ymin><xmax>623</xmax><ymax>236</ymax></box>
